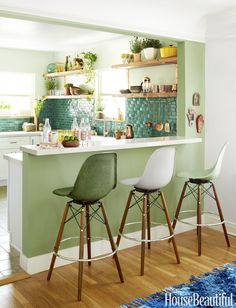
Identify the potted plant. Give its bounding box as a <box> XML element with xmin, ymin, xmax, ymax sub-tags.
<box><xmin>130</xmin><ymin>37</ymin><xmax>143</xmax><ymax>62</ymax></box>
<box><xmin>141</xmin><ymin>38</ymin><xmax>162</xmax><ymax>60</ymax></box>
<box><xmin>64</xmin><ymin>83</ymin><xmax>73</xmax><ymax>95</ymax></box>
<box><xmin>80</xmin><ymin>51</ymin><xmax>97</xmax><ymax>72</ymax></box>
<box><xmin>95</xmin><ymin>101</ymin><xmax>105</xmax><ymax>119</ymax></box>
<box><xmin>45</xmin><ymin>78</ymin><xmax>57</xmax><ymax>96</ymax></box>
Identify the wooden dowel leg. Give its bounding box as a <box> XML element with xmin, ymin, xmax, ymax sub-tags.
<box><xmin>100</xmin><ymin>204</ymin><xmax>124</xmax><ymax>283</ymax></box>
<box><xmin>86</xmin><ymin>205</ymin><xmax>92</xmax><ymax>266</ymax></box>
<box><xmin>147</xmin><ymin>194</ymin><xmax>151</xmax><ymax>249</ymax></box>
<box><xmin>212</xmin><ymin>183</ymin><xmax>230</xmax><ymax>247</ymax></box>
<box><xmin>116</xmin><ymin>191</ymin><xmax>133</xmax><ymax>248</ymax></box>
<box><xmin>197</xmin><ymin>185</ymin><xmax>202</xmax><ymax>256</ymax></box>
<box><xmin>160</xmin><ymin>192</ymin><xmax>180</xmax><ymax>264</ymax></box>
<box><xmin>78</xmin><ymin>206</ymin><xmax>85</xmax><ymax>301</ymax></box>
<box><xmin>47</xmin><ymin>202</ymin><xmax>70</xmax><ymax>281</ymax></box>
<box><xmin>141</xmin><ymin>194</ymin><xmax>147</xmax><ymax>275</ymax></box>
<box><xmin>169</xmin><ymin>182</ymin><xmax>188</xmax><ymax>243</ymax></box>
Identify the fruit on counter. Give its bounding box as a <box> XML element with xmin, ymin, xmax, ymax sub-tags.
<box><xmin>63</xmin><ymin>135</ymin><xmax>79</xmax><ymax>141</ymax></box>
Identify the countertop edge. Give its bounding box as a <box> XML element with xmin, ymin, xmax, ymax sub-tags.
<box><xmin>20</xmin><ymin>136</ymin><xmax>202</xmax><ymax>156</ymax></box>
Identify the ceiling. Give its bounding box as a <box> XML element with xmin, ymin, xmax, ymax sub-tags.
<box><xmin>0</xmin><ymin>17</ymin><xmax>122</xmax><ymax>52</ymax></box>
<box><xmin>0</xmin><ymin>0</ymin><xmax>236</xmax><ymax>47</ymax></box>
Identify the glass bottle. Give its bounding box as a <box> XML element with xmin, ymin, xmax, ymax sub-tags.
<box><xmin>79</xmin><ymin>118</ymin><xmax>86</xmax><ymax>145</ymax></box>
<box><xmin>84</xmin><ymin>118</ymin><xmax>91</xmax><ymax>141</ymax></box>
<box><xmin>43</xmin><ymin>118</ymin><xmax>51</xmax><ymax>143</ymax></box>
<box><xmin>71</xmin><ymin>117</ymin><xmax>79</xmax><ymax>137</ymax></box>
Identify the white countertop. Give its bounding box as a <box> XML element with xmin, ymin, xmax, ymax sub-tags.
<box><xmin>0</xmin><ymin>131</ymin><xmax>42</xmax><ymax>138</ymax></box>
<box><xmin>4</xmin><ymin>152</ymin><xmax>23</xmax><ymax>163</ymax></box>
<box><xmin>20</xmin><ymin>136</ymin><xmax>202</xmax><ymax>156</ymax></box>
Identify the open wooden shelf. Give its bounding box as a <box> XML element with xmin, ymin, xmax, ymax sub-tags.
<box><xmin>104</xmin><ymin>92</ymin><xmax>177</xmax><ymax>98</ymax></box>
<box><xmin>43</xmin><ymin>70</ymin><xmax>92</xmax><ymax>78</ymax></box>
<box><xmin>112</xmin><ymin>57</ymin><xmax>177</xmax><ymax>69</ymax></box>
<box><xmin>45</xmin><ymin>95</ymin><xmax>94</xmax><ymax>99</ymax></box>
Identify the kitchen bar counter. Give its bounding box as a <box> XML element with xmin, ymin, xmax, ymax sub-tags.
<box><xmin>6</xmin><ymin>134</ymin><xmax>203</xmax><ymax>274</ymax></box>
<box><xmin>21</xmin><ymin>136</ymin><xmax>201</xmax><ymax>156</ymax></box>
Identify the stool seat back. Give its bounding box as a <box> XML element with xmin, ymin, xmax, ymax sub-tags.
<box><xmin>135</xmin><ymin>147</ymin><xmax>175</xmax><ymax>191</ymax></box>
<box><xmin>70</xmin><ymin>153</ymin><xmax>117</xmax><ymax>202</ymax></box>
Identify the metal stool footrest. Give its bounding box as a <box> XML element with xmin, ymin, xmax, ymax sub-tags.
<box><xmin>54</xmin><ymin>236</ymin><xmax>118</xmax><ymax>262</ymax></box>
<box><xmin>119</xmin><ymin>221</ymin><xmax>175</xmax><ymax>243</ymax></box>
<box><xmin>177</xmin><ymin>210</ymin><xmax>225</xmax><ymax>227</ymax></box>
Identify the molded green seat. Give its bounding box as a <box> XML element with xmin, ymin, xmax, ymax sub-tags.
<box><xmin>53</xmin><ymin>153</ymin><xmax>117</xmax><ymax>203</ymax></box>
<box><xmin>171</xmin><ymin>143</ymin><xmax>230</xmax><ymax>256</ymax></box>
<box><xmin>47</xmin><ymin>152</ymin><xmax>124</xmax><ymax>301</ymax></box>
<box><xmin>177</xmin><ymin>143</ymin><xmax>227</xmax><ymax>181</ymax></box>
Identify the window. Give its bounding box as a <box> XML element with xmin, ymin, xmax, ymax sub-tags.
<box><xmin>98</xmin><ymin>69</ymin><xmax>127</xmax><ymax>120</ymax></box>
<box><xmin>0</xmin><ymin>72</ymin><xmax>35</xmax><ymax>116</ymax></box>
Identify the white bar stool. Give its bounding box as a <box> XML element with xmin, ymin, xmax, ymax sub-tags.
<box><xmin>116</xmin><ymin>147</ymin><xmax>180</xmax><ymax>276</ymax></box>
<box><xmin>171</xmin><ymin>143</ymin><xmax>230</xmax><ymax>256</ymax></box>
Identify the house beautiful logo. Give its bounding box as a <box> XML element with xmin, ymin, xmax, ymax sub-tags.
<box><xmin>165</xmin><ymin>292</ymin><xmax>233</xmax><ymax>307</ymax></box>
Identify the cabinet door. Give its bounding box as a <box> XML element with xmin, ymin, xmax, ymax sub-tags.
<box><xmin>0</xmin><ymin>149</ymin><xmax>17</xmax><ymax>181</ymax></box>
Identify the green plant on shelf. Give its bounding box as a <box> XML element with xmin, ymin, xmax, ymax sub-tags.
<box><xmin>130</xmin><ymin>36</ymin><xmax>143</xmax><ymax>53</ymax></box>
<box><xmin>45</xmin><ymin>78</ymin><xmax>57</xmax><ymax>95</ymax></box>
<box><xmin>141</xmin><ymin>38</ymin><xmax>162</xmax><ymax>49</ymax></box>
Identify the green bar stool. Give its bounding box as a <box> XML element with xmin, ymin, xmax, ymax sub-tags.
<box><xmin>171</xmin><ymin>143</ymin><xmax>230</xmax><ymax>256</ymax></box>
<box><xmin>47</xmin><ymin>153</ymin><xmax>124</xmax><ymax>301</ymax></box>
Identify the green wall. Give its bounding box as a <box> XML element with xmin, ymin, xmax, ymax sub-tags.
<box><xmin>22</xmin><ymin>41</ymin><xmax>205</xmax><ymax>258</ymax></box>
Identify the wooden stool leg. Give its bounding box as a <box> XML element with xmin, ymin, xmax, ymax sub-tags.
<box><xmin>169</xmin><ymin>182</ymin><xmax>188</xmax><ymax>243</ymax></box>
<box><xmin>197</xmin><ymin>185</ymin><xmax>202</xmax><ymax>256</ymax></box>
<box><xmin>141</xmin><ymin>194</ymin><xmax>147</xmax><ymax>276</ymax></box>
<box><xmin>212</xmin><ymin>183</ymin><xmax>230</xmax><ymax>247</ymax></box>
<box><xmin>116</xmin><ymin>191</ymin><xmax>133</xmax><ymax>248</ymax></box>
<box><xmin>47</xmin><ymin>202</ymin><xmax>70</xmax><ymax>281</ymax></box>
<box><xmin>147</xmin><ymin>194</ymin><xmax>151</xmax><ymax>249</ymax></box>
<box><xmin>100</xmin><ymin>204</ymin><xmax>124</xmax><ymax>283</ymax></box>
<box><xmin>86</xmin><ymin>205</ymin><xmax>92</xmax><ymax>266</ymax></box>
<box><xmin>78</xmin><ymin>206</ymin><xmax>85</xmax><ymax>301</ymax></box>
<box><xmin>160</xmin><ymin>192</ymin><xmax>180</xmax><ymax>264</ymax></box>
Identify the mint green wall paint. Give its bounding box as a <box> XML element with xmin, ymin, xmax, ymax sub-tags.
<box><xmin>22</xmin><ymin>144</ymin><xmax>198</xmax><ymax>257</ymax></box>
<box><xmin>0</xmin><ymin>47</ymin><xmax>54</xmax><ymax>97</ymax></box>
<box><xmin>22</xmin><ymin>41</ymin><xmax>205</xmax><ymax>258</ymax></box>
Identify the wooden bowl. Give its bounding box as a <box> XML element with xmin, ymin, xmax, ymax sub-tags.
<box><xmin>62</xmin><ymin>140</ymin><xmax>80</xmax><ymax>147</ymax></box>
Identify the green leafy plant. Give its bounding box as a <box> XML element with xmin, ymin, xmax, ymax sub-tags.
<box><xmin>34</xmin><ymin>97</ymin><xmax>45</xmax><ymax>118</ymax></box>
<box><xmin>130</xmin><ymin>37</ymin><xmax>143</xmax><ymax>53</ymax></box>
<box><xmin>142</xmin><ymin>38</ymin><xmax>162</xmax><ymax>49</ymax></box>
<box><xmin>81</xmin><ymin>51</ymin><xmax>97</xmax><ymax>70</ymax></box>
<box><xmin>45</xmin><ymin>78</ymin><xmax>57</xmax><ymax>91</ymax></box>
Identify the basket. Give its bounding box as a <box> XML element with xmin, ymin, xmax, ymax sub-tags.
<box><xmin>62</xmin><ymin>140</ymin><xmax>80</xmax><ymax>148</ymax></box>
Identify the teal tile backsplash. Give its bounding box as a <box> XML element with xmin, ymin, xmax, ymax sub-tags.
<box><xmin>0</xmin><ymin>117</ymin><xmax>34</xmax><ymax>132</ymax></box>
<box><xmin>39</xmin><ymin>98</ymin><xmax>95</xmax><ymax>130</ymax></box>
<box><xmin>95</xmin><ymin>97</ymin><xmax>177</xmax><ymax>138</ymax></box>
<box><xmin>40</xmin><ymin>96</ymin><xmax>177</xmax><ymax>138</ymax></box>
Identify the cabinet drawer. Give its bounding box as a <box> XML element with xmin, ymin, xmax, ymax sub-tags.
<box><xmin>0</xmin><ymin>137</ymin><xmax>30</xmax><ymax>149</ymax></box>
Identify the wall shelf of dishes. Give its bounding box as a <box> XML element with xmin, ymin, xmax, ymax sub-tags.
<box><xmin>111</xmin><ymin>57</ymin><xmax>177</xmax><ymax>69</ymax></box>
<box><xmin>43</xmin><ymin>70</ymin><xmax>93</xmax><ymax>78</ymax></box>
<box><xmin>109</xmin><ymin>92</ymin><xmax>177</xmax><ymax>98</ymax></box>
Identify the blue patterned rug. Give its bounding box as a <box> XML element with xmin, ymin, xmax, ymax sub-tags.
<box><xmin>121</xmin><ymin>262</ymin><xmax>236</xmax><ymax>307</ymax></box>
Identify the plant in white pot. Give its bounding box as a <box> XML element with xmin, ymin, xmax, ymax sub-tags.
<box><xmin>130</xmin><ymin>37</ymin><xmax>142</xmax><ymax>62</ymax></box>
<box><xmin>142</xmin><ymin>38</ymin><xmax>162</xmax><ymax>61</ymax></box>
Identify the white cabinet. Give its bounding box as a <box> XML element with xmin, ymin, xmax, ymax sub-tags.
<box><xmin>0</xmin><ymin>133</ymin><xmax>41</xmax><ymax>184</ymax></box>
